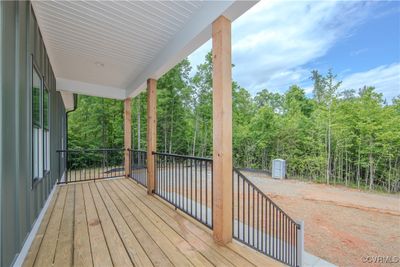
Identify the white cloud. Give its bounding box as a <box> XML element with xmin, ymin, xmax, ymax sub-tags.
<box><xmin>189</xmin><ymin>0</ymin><xmax>376</xmax><ymax>94</ymax></box>
<box><xmin>252</xmin><ymin>67</ymin><xmax>311</xmax><ymax>92</ymax></box>
<box><xmin>231</xmin><ymin>0</ymin><xmax>373</xmax><ymax>94</ymax></box>
<box><xmin>340</xmin><ymin>63</ymin><xmax>400</xmax><ymax>102</ymax></box>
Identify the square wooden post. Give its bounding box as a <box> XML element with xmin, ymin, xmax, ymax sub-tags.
<box><xmin>212</xmin><ymin>15</ymin><xmax>232</xmax><ymax>244</ymax></box>
<box><xmin>147</xmin><ymin>78</ymin><xmax>157</xmax><ymax>194</ymax></box>
<box><xmin>124</xmin><ymin>98</ymin><xmax>131</xmax><ymax>177</ymax></box>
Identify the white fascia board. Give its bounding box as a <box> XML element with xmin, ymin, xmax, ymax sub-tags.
<box><xmin>60</xmin><ymin>91</ymin><xmax>75</xmax><ymax>111</ymax></box>
<box><xmin>57</xmin><ymin>78</ymin><xmax>126</xmax><ymax>100</ymax></box>
<box><xmin>126</xmin><ymin>0</ymin><xmax>258</xmax><ymax>98</ymax></box>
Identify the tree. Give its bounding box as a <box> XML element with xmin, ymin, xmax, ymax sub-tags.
<box><xmin>68</xmin><ymin>57</ymin><xmax>400</xmax><ymax>192</ymax></box>
<box><xmin>190</xmin><ymin>52</ymin><xmax>213</xmax><ymax>157</ymax></box>
<box><xmin>311</xmin><ymin>69</ymin><xmax>341</xmax><ymax>184</ymax></box>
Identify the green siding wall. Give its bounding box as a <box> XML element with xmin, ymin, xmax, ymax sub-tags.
<box><xmin>0</xmin><ymin>2</ymin><xmax>67</xmax><ymax>266</ymax></box>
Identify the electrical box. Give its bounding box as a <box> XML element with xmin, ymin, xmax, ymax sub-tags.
<box><xmin>272</xmin><ymin>159</ymin><xmax>286</xmax><ymax>179</ymax></box>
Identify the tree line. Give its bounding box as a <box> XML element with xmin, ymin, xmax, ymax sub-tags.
<box><xmin>68</xmin><ymin>52</ymin><xmax>400</xmax><ymax>192</ymax></box>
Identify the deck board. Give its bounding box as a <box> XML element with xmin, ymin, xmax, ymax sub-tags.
<box><xmin>23</xmin><ymin>178</ymin><xmax>283</xmax><ymax>267</ymax></box>
<box><xmin>108</xmin><ymin>181</ymin><xmax>194</xmax><ymax>267</ymax></box>
<box><xmin>100</xmin><ymin>182</ymin><xmax>173</xmax><ymax>267</ymax></box>
<box><xmin>54</xmin><ymin>184</ymin><xmax>75</xmax><ymax>266</ymax></box>
<box><xmin>89</xmin><ymin>182</ymin><xmax>134</xmax><ymax>266</ymax></box>
<box><xmin>73</xmin><ymin>184</ymin><xmax>93</xmax><ymax>267</ymax></box>
<box><xmin>82</xmin><ymin>182</ymin><xmax>113</xmax><ymax>266</ymax></box>
<box><xmin>33</xmin><ymin>186</ymin><xmax>68</xmax><ymax>267</ymax></box>
<box><xmin>22</xmin><ymin>187</ymin><xmax>60</xmax><ymax>267</ymax></box>
<box><xmin>95</xmin><ymin>182</ymin><xmax>153</xmax><ymax>267</ymax></box>
<box><xmin>117</xmin><ymin>179</ymin><xmax>237</xmax><ymax>266</ymax></box>
<box><xmin>121</xmin><ymin>179</ymin><xmax>281</xmax><ymax>267</ymax></box>
<box><xmin>114</xmin><ymin>180</ymin><xmax>217</xmax><ymax>266</ymax></box>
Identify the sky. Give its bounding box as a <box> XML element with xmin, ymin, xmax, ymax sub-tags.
<box><xmin>188</xmin><ymin>0</ymin><xmax>400</xmax><ymax>102</ymax></box>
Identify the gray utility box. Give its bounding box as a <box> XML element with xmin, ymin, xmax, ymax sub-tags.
<box><xmin>272</xmin><ymin>159</ymin><xmax>286</xmax><ymax>179</ymax></box>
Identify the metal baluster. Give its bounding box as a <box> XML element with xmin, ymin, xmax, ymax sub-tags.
<box><xmin>232</xmin><ymin>170</ymin><xmax>234</xmax><ymax>238</ymax></box>
<box><xmin>191</xmin><ymin>159</ymin><xmax>194</xmax><ymax>215</ymax></box>
<box><xmin>200</xmin><ymin>160</ymin><xmax>203</xmax><ymax>222</ymax></box>
<box><xmin>257</xmin><ymin>192</ymin><xmax>259</xmax><ymax>250</ymax></box>
<box><xmin>236</xmin><ymin>172</ymin><xmax>239</xmax><ymax>238</ymax></box>
<box><xmin>195</xmin><ymin>159</ymin><xmax>198</xmax><ymax>219</ymax></box>
<box><xmin>179</xmin><ymin>158</ymin><xmax>182</xmax><ymax>208</ymax></box>
<box><xmin>269</xmin><ymin>201</ymin><xmax>271</xmax><ymax>255</ymax></box>
<box><xmin>174</xmin><ymin>157</ymin><xmax>177</xmax><ymax>208</ymax></box>
<box><xmin>252</xmin><ymin>187</ymin><xmax>255</xmax><ymax>247</ymax></box>
<box><xmin>262</xmin><ymin>197</ymin><xmax>265</xmax><ymax>253</ymax></box>
<box><xmin>247</xmin><ymin>180</ymin><xmax>250</xmax><ymax>244</ymax></box>
<box><xmin>169</xmin><ymin>155</ymin><xmax>172</xmax><ymax>201</ymax></box>
<box><xmin>186</xmin><ymin>159</ymin><xmax>189</xmax><ymax>213</ymax></box>
<box><xmin>211</xmin><ymin>161</ymin><xmax>213</xmax><ymax>228</ymax></box>
<box><xmin>242</xmin><ymin>175</ymin><xmax>245</xmax><ymax>242</ymax></box>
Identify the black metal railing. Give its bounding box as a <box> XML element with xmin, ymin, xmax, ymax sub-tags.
<box><xmin>153</xmin><ymin>152</ymin><xmax>213</xmax><ymax>229</ymax></box>
<box><xmin>58</xmin><ymin>147</ymin><xmax>302</xmax><ymax>264</ymax></box>
<box><xmin>129</xmin><ymin>149</ymin><xmax>147</xmax><ymax>187</ymax></box>
<box><xmin>57</xmin><ymin>149</ymin><xmax>125</xmax><ymax>183</ymax></box>
<box><xmin>233</xmin><ymin>168</ymin><xmax>303</xmax><ymax>267</ymax></box>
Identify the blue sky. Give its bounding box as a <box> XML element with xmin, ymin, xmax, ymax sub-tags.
<box><xmin>188</xmin><ymin>0</ymin><xmax>400</xmax><ymax>102</ymax></box>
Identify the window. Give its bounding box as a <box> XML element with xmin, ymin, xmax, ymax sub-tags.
<box><xmin>44</xmin><ymin>88</ymin><xmax>50</xmax><ymax>172</ymax></box>
<box><xmin>32</xmin><ymin>63</ymin><xmax>50</xmax><ymax>183</ymax></box>
<box><xmin>32</xmin><ymin>66</ymin><xmax>43</xmax><ymax>181</ymax></box>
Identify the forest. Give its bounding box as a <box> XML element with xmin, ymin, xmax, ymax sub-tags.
<box><xmin>68</xmin><ymin>52</ymin><xmax>400</xmax><ymax>192</ymax></box>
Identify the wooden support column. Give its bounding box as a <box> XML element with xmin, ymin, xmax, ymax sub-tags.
<box><xmin>147</xmin><ymin>78</ymin><xmax>157</xmax><ymax>194</ymax></box>
<box><xmin>124</xmin><ymin>98</ymin><xmax>131</xmax><ymax>177</ymax></box>
<box><xmin>212</xmin><ymin>15</ymin><xmax>232</xmax><ymax>244</ymax></box>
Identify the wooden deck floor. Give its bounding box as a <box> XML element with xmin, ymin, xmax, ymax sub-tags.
<box><xmin>23</xmin><ymin>178</ymin><xmax>282</xmax><ymax>267</ymax></box>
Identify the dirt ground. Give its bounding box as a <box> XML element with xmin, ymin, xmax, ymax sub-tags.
<box><xmin>242</xmin><ymin>171</ymin><xmax>400</xmax><ymax>267</ymax></box>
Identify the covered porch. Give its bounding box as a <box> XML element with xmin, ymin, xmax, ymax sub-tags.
<box><xmin>23</xmin><ymin>178</ymin><xmax>281</xmax><ymax>267</ymax></box>
<box><xmin>36</xmin><ymin>0</ymin><xmax>255</xmax><ymax>248</ymax></box>
<box><xmin>26</xmin><ymin>1</ymin><xmax>303</xmax><ymax>266</ymax></box>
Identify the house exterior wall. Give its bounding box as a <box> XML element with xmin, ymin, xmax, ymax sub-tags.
<box><xmin>0</xmin><ymin>1</ymin><xmax>67</xmax><ymax>266</ymax></box>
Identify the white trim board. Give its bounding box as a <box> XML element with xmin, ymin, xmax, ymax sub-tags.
<box><xmin>57</xmin><ymin>78</ymin><xmax>126</xmax><ymax>100</ymax></box>
<box><xmin>60</xmin><ymin>91</ymin><xmax>75</xmax><ymax>111</ymax></box>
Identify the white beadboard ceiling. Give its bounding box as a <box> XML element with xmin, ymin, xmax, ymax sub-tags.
<box><xmin>32</xmin><ymin>0</ymin><xmax>258</xmax><ymax>99</ymax></box>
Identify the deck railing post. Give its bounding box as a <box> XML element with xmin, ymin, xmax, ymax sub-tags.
<box><xmin>58</xmin><ymin>151</ymin><xmax>61</xmax><ymax>183</ymax></box>
<box><xmin>296</xmin><ymin>221</ymin><xmax>304</xmax><ymax>267</ymax></box>
<box><xmin>65</xmin><ymin>151</ymin><xmax>69</xmax><ymax>184</ymax></box>
<box><xmin>128</xmin><ymin>149</ymin><xmax>131</xmax><ymax>178</ymax></box>
<box><xmin>147</xmin><ymin>78</ymin><xmax>157</xmax><ymax>194</ymax></box>
<box><xmin>124</xmin><ymin>98</ymin><xmax>132</xmax><ymax>178</ymax></box>
<box><xmin>212</xmin><ymin>15</ymin><xmax>232</xmax><ymax>244</ymax></box>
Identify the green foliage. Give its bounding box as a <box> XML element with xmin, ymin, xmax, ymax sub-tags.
<box><xmin>157</xmin><ymin>59</ymin><xmax>193</xmax><ymax>154</ymax></box>
<box><xmin>68</xmin><ymin>53</ymin><xmax>400</xmax><ymax>193</ymax></box>
<box><xmin>68</xmin><ymin>96</ymin><xmax>124</xmax><ymax>149</ymax></box>
<box><xmin>32</xmin><ymin>87</ymin><xmax>41</xmax><ymax>127</ymax></box>
<box><xmin>43</xmin><ymin>89</ymin><xmax>49</xmax><ymax>129</ymax></box>
<box><xmin>32</xmin><ymin>68</ymin><xmax>42</xmax><ymax>127</ymax></box>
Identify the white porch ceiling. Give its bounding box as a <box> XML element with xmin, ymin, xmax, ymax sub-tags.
<box><xmin>32</xmin><ymin>0</ymin><xmax>258</xmax><ymax>100</ymax></box>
